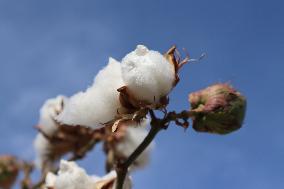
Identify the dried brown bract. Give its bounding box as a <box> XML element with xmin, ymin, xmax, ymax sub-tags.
<box><xmin>0</xmin><ymin>155</ymin><xmax>19</xmax><ymax>189</ymax></box>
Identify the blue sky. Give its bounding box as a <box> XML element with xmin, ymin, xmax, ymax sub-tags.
<box><xmin>0</xmin><ymin>0</ymin><xmax>283</xmax><ymax>188</ymax></box>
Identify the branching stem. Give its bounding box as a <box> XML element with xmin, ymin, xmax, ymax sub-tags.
<box><xmin>115</xmin><ymin>111</ymin><xmax>162</xmax><ymax>189</ymax></box>
<box><xmin>115</xmin><ymin>110</ymin><xmax>193</xmax><ymax>189</ymax></box>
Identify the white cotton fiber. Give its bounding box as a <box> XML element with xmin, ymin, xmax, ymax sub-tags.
<box><xmin>92</xmin><ymin>171</ymin><xmax>132</xmax><ymax>189</ymax></box>
<box><xmin>34</xmin><ymin>133</ymin><xmax>52</xmax><ymax>169</ymax></box>
<box><xmin>38</xmin><ymin>95</ymin><xmax>68</xmax><ymax>136</ymax></box>
<box><xmin>45</xmin><ymin>172</ymin><xmax>57</xmax><ymax>188</ymax></box>
<box><xmin>56</xmin><ymin>57</ymin><xmax>124</xmax><ymax>129</ymax></box>
<box><xmin>54</xmin><ymin>160</ymin><xmax>94</xmax><ymax>189</ymax></box>
<box><xmin>121</xmin><ymin>45</ymin><xmax>175</xmax><ymax>103</ymax></box>
<box><xmin>115</xmin><ymin>120</ymin><xmax>153</xmax><ymax>169</ymax></box>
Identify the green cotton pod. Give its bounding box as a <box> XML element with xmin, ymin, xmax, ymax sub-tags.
<box><xmin>189</xmin><ymin>83</ymin><xmax>246</xmax><ymax>135</ymax></box>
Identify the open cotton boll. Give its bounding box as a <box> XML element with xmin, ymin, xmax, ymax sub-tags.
<box><xmin>38</xmin><ymin>95</ymin><xmax>68</xmax><ymax>136</ymax></box>
<box><xmin>34</xmin><ymin>134</ymin><xmax>53</xmax><ymax>170</ymax></box>
<box><xmin>121</xmin><ymin>45</ymin><xmax>175</xmax><ymax>103</ymax></box>
<box><xmin>54</xmin><ymin>160</ymin><xmax>95</xmax><ymax>189</ymax></box>
<box><xmin>56</xmin><ymin>58</ymin><xmax>124</xmax><ymax>129</ymax></box>
<box><xmin>115</xmin><ymin>120</ymin><xmax>153</xmax><ymax>169</ymax></box>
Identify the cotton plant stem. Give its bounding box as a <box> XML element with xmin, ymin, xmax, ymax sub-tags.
<box><xmin>115</xmin><ymin>125</ymin><xmax>161</xmax><ymax>189</ymax></box>
<box><xmin>115</xmin><ymin>110</ymin><xmax>163</xmax><ymax>189</ymax></box>
<box><xmin>21</xmin><ymin>162</ymin><xmax>34</xmax><ymax>189</ymax></box>
<box><xmin>115</xmin><ymin>110</ymin><xmax>193</xmax><ymax>189</ymax></box>
<box><xmin>163</xmin><ymin>110</ymin><xmax>194</xmax><ymax>124</ymax></box>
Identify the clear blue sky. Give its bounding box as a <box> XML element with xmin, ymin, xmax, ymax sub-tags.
<box><xmin>0</xmin><ymin>0</ymin><xmax>283</xmax><ymax>188</ymax></box>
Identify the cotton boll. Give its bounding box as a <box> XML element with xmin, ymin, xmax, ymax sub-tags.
<box><xmin>115</xmin><ymin>120</ymin><xmax>153</xmax><ymax>169</ymax></box>
<box><xmin>39</xmin><ymin>95</ymin><xmax>68</xmax><ymax>136</ymax></box>
<box><xmin>34</xmin><ymin>133</ymin><xmax>49</xmax><ymax>168</ymax></box>
<box><xmin>56</xmin><ymin>57</ymin><xmax>124</xmax><ymax>129</ymax></box>
<box><xmin>34</xmin><ymin>134</ymin><xmax>52</xmax><ymax>170</ymax></box>
<box><xmin>55</xmin><ymin>160</ymin><xmax>95</xmax><ymax>189</ymax></box>
<box><xmin>121</xmin><ymin>45</ymin><xmax>175</xmax><ymax>104</ymax></box>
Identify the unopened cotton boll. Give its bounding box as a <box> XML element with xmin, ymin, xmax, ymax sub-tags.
<box><xmin>56</xmin><ymin>58</ymin><xmax>124</xmax><ymax>129</ymax></box>
<box><xmin>115</xmin><ymin>120</ymin><xmax>153</xmax><ymax>169</ymax></box>
<box><xmin>38</xmin><ymin>95</ymin><xmax>68</xmax><ymax>136</ymax></box>
<box><xmin>54</xmin><ymin>160</ymin><xmax>95</xmax><ymax>189</ymax></box>
<box><xmin>189</xmin><ymin>83</ymin><xmax>246</xmax><ymax>134</ymax></box>
<box><xmin>121</xmin><ymin>45</ymin><xmax>175</xmax><ymax>104</ymax></box>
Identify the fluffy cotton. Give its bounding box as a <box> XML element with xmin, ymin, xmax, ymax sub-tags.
<box><xmin>92</xmin><ymin>171</ymin><xmax>132</xmax><ymax>189</ymax></box>
<box><xmin>38</xmin><ymin>95</ymin><xmax>68</xmax><ymax>136</ymax></box>
<box><xmin>56</xmin><ymin>58</ymin><xmax>124</xmax><ymax>129</ymax></box>
<box><xmin>54</xmin><ymin>160</ymin><xmax>94</xmax><ymax>189</ymax></box>
<box><xmin>91</xmin><ymin>170</ymin><xmax>116</xmax><ymax>184</ymax></box>
<box><xmin>34</xmin><ymin>133</ymin><xmax>52</xmax><ymax>169</ymax></box>
<box><xmin>121</xmin><ymin>45</ymin><xmax>175</xmax><ymax>103</ymax></box>
<box><xmin>115</xmin><ymin>120</ymin><xmax>153</xmax><ymax>169</ymax></box>
<box><xmin>45</xmin><ymin>161</ymin><xmax>131</xmax><ymax>189</ymax></box>
<box><xmin>45</xmin><ymin>172</ymin><xmax>57</xmax><ymax>188</ymax></box>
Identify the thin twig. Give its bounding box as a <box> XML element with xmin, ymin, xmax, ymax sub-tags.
<box><xmin>115</xmin><ymin>110</ymin><xmax>163</xmax><ymax>189</ymax></box>
<box><xmin>20</xmin><ymin>162</ymin><xmax>34</xmax><ymax>189</ymax></box>
<box><xmin>115</xmin><ymin>110</ymin><xmax>194</xmax><ymax>189</ymax></box>
<box><xmin>163</xmin><ymin>110</ymin><xmax>194</xmax><ymax>125</ymax></box>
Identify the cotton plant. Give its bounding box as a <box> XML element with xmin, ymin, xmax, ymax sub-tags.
<box><xmin>0</xmin><ymin>44</ymin><xmax>247</xmax><ymax>189</ymax></box>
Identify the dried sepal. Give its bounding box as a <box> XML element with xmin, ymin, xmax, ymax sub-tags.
<box><xmin>118</xmin><ymin>86</ymin><xmax>169</xmax><ymax>111</ymax></box>
<box><xmin>164</xmin><ymin>45</ymin><xmax>190</xmax><ymax>86</ymax></box>
<box><xmin>117</xmin><ymin>86</ymin><xmax>149</xmax><ymax>110</ymax></box>
<box><xmin>112</xmin><ymin>120</ymin><xmax>120</xmax><ymax>132</ymax></box>
<box><xmin>36</xmin><ymin>122</ymin><xmax>104</xmax><ymax>172</ymax></box>
<box><xmin>105</xmin><ymin>87</ymin><xmax>151</xmax><ymax>133</ymax></box>
<box><xmin>0</xmin><ymin>155</ymin><xmax>19</xmax><ymax>189</ymax></box>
